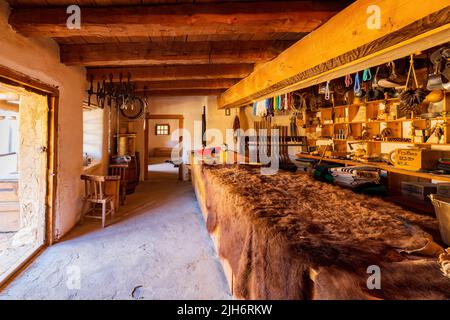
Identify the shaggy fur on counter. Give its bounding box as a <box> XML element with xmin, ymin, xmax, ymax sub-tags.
<box><xmin>201</xmin><ymin>164</ymin><xmax>450</xmax><ymax>300</ymax></box>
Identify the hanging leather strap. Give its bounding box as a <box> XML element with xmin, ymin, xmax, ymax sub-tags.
<box><xmin>345</xmin><ymin>74</ymin><xmax>353</xmax><ymax>87</ymax></box>
<box><xmin>363</xmin><ymin>68</ymin><xmax>372</xmax><ymax>81</ymax></box>
<box><xmin>354</xmin><ymin>72</ymin><xmax>361</xmax><ymax>93</ymax></box>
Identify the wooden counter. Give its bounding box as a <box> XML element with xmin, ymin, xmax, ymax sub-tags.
<box><xmin>190</xmin><ymin>161</ymin><xmax>450</xmax><ymax>299</ymax></box>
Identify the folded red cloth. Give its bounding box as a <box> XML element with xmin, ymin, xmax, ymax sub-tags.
<box><xmin>196</xmin><ymin>147</ymin><xmax>221</xmax><ymax>156</ymax></box>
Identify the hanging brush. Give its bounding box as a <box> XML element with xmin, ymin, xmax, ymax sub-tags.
<box><xmin>399</xmin><ymin>54</ymin><xmax>429</xmax><ymax>114</ymax></box>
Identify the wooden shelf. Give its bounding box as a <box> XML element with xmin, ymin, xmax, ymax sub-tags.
<box><xmin>248</xmin><ymin>143</ymin><xmax>307</xmax><ymax>147</ymax></box>
<box><xmin>296</xmin><ymin>153</ymin><xmax>450</xmax><ymax>182</ymax></box>
<box><xmin>365</xmin><ymin>140</ymin><xmax>413</xmax><ymax>144</ymax></box>
<box><xmin>332</xmin><ymin>98</ymin><xmax>400</xmax><ymax>109</ymax></box>
<box><xmin>307</xmin><ymin>91</ymin><xmax>450</xmax><ymax>156</ymax></box>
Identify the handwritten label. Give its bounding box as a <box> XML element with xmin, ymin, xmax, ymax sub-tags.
<box><xmin>396</xmin><ymin>149</ymin><xmax>421</xmax><ymax>169</ymax></box>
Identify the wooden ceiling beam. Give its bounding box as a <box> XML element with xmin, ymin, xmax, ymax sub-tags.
<box><xmin>142</xmin><ymin>89</ymin><xmax>225</xmax><ymax>96</ymax></box>
<box><xmin>87</xmin><ymin>64</ymin><xmax>253</xmax><ymax>81</ymax></box>
<box><xmin>218</xmin><ymin>0</ymin><xmax>450</xmax><ymax>108</ymax></box>
<box><xmin>9</xmin><ymin>1</ymin><xmax>348</xmax><ymax>37</ymax></box>
<box><xmin>133</xmin><ymin>79</ymin><xmax>240</xmax><ymax>90</ymax></box>
<box><xmin>60</xmin><ymin>40</ymin><xmax>294</xmax><ymax>66</ymax></box>
<box><xmin>0</xmin><ymin>100</ymin><xmax>19</xmax><ymax>113</ymax></box>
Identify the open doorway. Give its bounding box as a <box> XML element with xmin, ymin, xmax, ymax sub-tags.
<box><xmin>0</xmin><ymin>68</ymin><xmax>57</xmax><ymax>286</ymax></box>
<box><xmin>144</xmin><ymin>114</ymin><xmax>184</xmax><ymax>180</ymax></box>
<box><xmin>144</xmin><ymin>114</ymin><xmax>184</xmax><ymax>181</ymax></box>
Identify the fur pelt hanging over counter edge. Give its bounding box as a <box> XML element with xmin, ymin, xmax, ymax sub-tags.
<box><xmin>201</xmin><ymin>164</ymin><xmax>450</xmax><ymax>300</ymax></box>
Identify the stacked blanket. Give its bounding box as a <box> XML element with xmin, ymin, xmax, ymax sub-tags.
<box><xmin>330</xmin><ymin>166</ymin><xmax>380</xmax><ymax>188</ymax></box>
<box><xmin>201</xmin><ymin>164</ymin><xmax>450</xmax><ymax>299</ymax></box>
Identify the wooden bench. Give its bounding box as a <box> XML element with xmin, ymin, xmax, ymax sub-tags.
<box><xmin>153</xmin><ymin>147</ymin><xmax>173</xmax><ymax>157</ymax></box>
<box><xmin>0</xmin><ymin>180</ymin><xmax>20</xmax><ymax>232</ymax></box>
<box><xmin>0</xmin><ymin>181</ymin><xmax>18</xmax><ymax>202</ymax></box>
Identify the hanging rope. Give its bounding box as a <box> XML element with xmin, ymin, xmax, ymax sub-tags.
<box><xmin>405</xmin><ymin>54</ymin><xmax>419</xmax><ymax>89</ymax></box>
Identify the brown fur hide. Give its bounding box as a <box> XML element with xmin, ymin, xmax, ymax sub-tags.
<box><xmin>202</xmin><ymin>164</ymin><xmax>450</xmax><ymax>300</ymax></box>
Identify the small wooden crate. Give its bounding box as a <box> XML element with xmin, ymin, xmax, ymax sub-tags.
<box><xmin>393</xmin><ymin>148</ymin><xmax>447</xmax><ymax>171</ymax></box>
<box><xmin>437</xmin><ymin>183</ymin><xmax>450</xmax><ymax>197</ymax></box>
<box><xmin>401</xmin><ymin>181</ymin><xmax>437</xmax><ymax>200</ymax></box>
<box><xmin>325</xmin><ymin>151</ymin><xmax>348</xmax><ymax>158</ymax></box>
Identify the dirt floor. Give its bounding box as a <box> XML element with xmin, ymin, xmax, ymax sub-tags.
<box><xmin>0</xmin><ymin>160</ymin><xmax>231</xmax><ymax>299</ymax></box>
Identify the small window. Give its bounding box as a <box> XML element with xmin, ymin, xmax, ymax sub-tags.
<box><xmin>155</xmin><ymin>124</ymin><xmax>170</xmax><ymax>136</ymax></box>
<box><xmin>82</xmin><ymin>105</ymin><xmax>104</xmax><ymax>166</ymax></box>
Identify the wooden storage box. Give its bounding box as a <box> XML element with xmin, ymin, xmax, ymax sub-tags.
<box><xmin>392</xmin><ymin>148</ymin><xmax>447</xmax><ymax>171</ymax></box>
<box><xmin>401</xmin><ymin>181</ymin><xmax>437</xmax><ymax>200</ymax></box>
<box><xmin>325</xmin><ymin>151</ymin><xmax>348</xmax><ymax>158</ymax></box>
<box><xmin>437</xmin><ymin>183</ymin><xmax>450</xmax><ymax>197</ymax></box>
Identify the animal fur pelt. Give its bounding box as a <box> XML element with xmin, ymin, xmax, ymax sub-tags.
<box><xmin>201</xmin><ymin>164</ymin><xmax>450</xmax><ymax>300</ymax></box>
<box><xmin>439</xmin><ymin>248</ymin><xmax>450</xmax><ymax>279</ymax></box>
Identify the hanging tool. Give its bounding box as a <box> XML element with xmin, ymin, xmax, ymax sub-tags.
<box><xmin>345</xmin><ymin>74</ymin><xmax>353</xmax><ymax>87</ymax></box>
<box><xmin>201</xmin><ymin>106</ymin><xmax>206</xmax><ymax>147</ymax></box>
<box><xmin>363</xmin><ymin>68</ymin><xmax>372</xmax><ymax>81</ymax></box>
<box><xmin>399</xmin><ymin>54</ymin><xmax>429</xmax><ymax>114</ymax></box>
<box><xmin>324</xmin><ymin>81</ymin><xmax>331</xmax><ymax>101</ymax></box>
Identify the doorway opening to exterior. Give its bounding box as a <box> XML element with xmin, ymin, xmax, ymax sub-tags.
<box><xmin>144</xmin><ymin>114</ymin><xmax>184</xmax><ymax>181</ymax></box>
<box><xmin>0</xmin><ymin>66</ymin><xmax>57</xmax><ymax>287</ymax></box>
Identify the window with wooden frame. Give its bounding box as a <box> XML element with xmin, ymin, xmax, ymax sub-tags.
<box><xmin>155</xmin><ymin>124</ymin><xmax>170</xmax><ymax>135</ymax></box>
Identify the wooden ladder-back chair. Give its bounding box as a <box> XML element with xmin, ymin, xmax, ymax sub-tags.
<box><xmin>109</xmin><ymin>164</ymin><xmax>128</xmax><ymax>205</ymax></box>
<box><xmin>80</xmin><ymin>174</ymin><xmax>120</xmax><ymax>228</ymax></box>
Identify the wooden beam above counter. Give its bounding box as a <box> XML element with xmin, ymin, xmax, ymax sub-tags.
<box><xmin>218</xmin><ymin>0</ymin><xmax>450</xmax><ymax>109</ymax></box>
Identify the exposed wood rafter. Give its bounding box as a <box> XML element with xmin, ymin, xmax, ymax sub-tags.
<box><xmin>133</xmin><ymin>79</ymin><xmax>240</xmax><ymax>90</ymax></box>
<box><xmin>9</xmin><ymin>1</ymin><xmax>347</xmax><ymax>37</ymax></box>
<box><xmin>60</xmin><ymin>40</ymin><xmax>294</xmax><ymax>66</ymax></box>
<box><xmin>143</xmin><ymin>89</ymin><xmax>225</xmax><ymax>96</ymax></box>
<box><xmin>87</xmin><ymin>64</ymin><xmax>253</xmax><ymax>81</ymax></box>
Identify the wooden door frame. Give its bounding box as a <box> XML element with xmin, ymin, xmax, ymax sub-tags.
<box><xmin>0</xmin><ymin>65</ymin><xmax>59</xmax><ymax>289</ymax></box>
<box><xmin>144</xmin><ymin>113</ymin><xmax>184</xmax><ymax>180</ymax></box>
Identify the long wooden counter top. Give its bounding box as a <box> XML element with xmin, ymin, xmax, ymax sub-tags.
<box><xmin>190</xmin><ymin>162</ymin><xmax>450</xmax><ymax>299</ymax></box>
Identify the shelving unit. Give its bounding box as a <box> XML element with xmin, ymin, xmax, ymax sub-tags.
<box><xmin>297</xmin><ymin>90</ymin><xmax>450</xmax><ymax>208</ymax></box>
<box><xmin>304</xmin><ymin>91</ymin><xmax>450</xmax><ymax>157</ymax></box>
